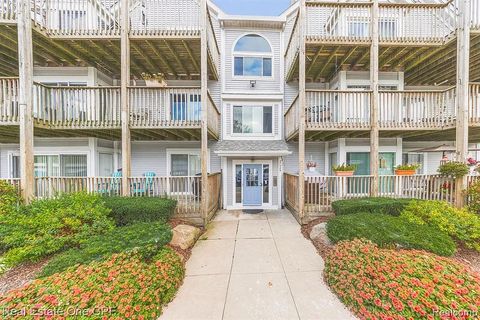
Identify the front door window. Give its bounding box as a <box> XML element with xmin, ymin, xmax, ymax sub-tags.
<box><xmin>243</xmin><ymin>164</ymin><xmax>263</xmax><ymax>206</ymax></box>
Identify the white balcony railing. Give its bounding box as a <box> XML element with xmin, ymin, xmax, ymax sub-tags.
<box><xmin>379</xmin><ymin>88</ymin><xmax>456</xmax><ymax>129</ymax></box>
<box><xmin>33</xmin><ymin>83</ymin><xmax>121</xmax><ymax>128</ymax></box>
<box><xmin>128</xmin><ymin>87</ymin><xmax>202</xmax><ymax>128</ymax></box>
<box><xmin>0</xmin><ymin>0</ymin><xmax>16</xmax><ymax>22</ymax></box>
<box><xmin>306</xmin><ymin>90</ymin><xmax>372</xmax><ymax>129</ymax></box>
<box><xmin>0</xmin><ymin>78</ymin><xmax>19</xmax><ymax>124</ymax></box>
<box><xmin>469</xmin><ymin>83</ymin><xmax>480</xmax><ymax>124</ymax></box>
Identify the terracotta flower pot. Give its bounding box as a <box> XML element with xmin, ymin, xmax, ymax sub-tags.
<box><xmin>395</xmin><ymin>169</ymin><xmax>416</xmax><ymax>176</ymax></box>
<box><xmin>334</xmin><ymin>171</ymin><xmax>354</xmax><ymax>177</ymax></box>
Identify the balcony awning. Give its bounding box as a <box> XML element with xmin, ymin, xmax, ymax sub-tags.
<box><xmin>214</xmin><ymin>140</ymin><xmax>292</xmax><ymax>157</ymax></box>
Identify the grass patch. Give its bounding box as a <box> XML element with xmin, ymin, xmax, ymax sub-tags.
<box><xmin>332</xmin><ymin>197</ymin><xmax>414</xmax><ymax>216</ymax></box>
<box><xmin>40</xmin><ymin>221</ymin><xmax>172</xmax><ymax>277</ymax></box>
<box><xmin>326</xmin><ymin>212</ymin><xmax>456</xmax><ymax>256</ymax></box>
<box><xmin>103</xmin><ymin>197</ymin><xmax>177</xmax><ymax>226</ymax></box>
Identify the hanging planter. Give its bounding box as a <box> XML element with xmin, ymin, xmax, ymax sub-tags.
<box><xmin>141</xmin><ymin>73</ymin><xmax>167</xmax><ymax>87</ymax></box>
<box><xmin>332</xmin><ymin>163</ymin><xmax>356</xmax><ymax>177</ymax></box>
<box><xmin>306</xmin><ymin>160</ymin><xmax>317</xmax><ymax>172</ymax></box>
<box><xmin>394</xmin><ymin>164</ymin><xmax>420</xmax><ymax>176</ymax></box>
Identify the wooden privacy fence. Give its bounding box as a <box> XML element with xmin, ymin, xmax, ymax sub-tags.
<box><xmin>33</xmin><ymin>83</ymin><xmax>121</xmax><ymax>128</ymax></box>
<box><xmin>207</xmin><ymin>173</ymin><xmax>222</xmax><ymax>219</ymax></box>
<box><xmin>284</xmin><ymin>173</ymin><xmax>459</xmax><ymax>215</ymax></box>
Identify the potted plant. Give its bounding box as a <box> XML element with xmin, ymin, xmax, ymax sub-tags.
<box><xmin>332</xmin><ymin>163</ymin><xmax>356</xmax><ymax>176</ymax></box>
<box><xmin>306</xmin><ymin>160</ymin><xmax>317</xmax><ymax>172</ymax></box>
<box><xmin>395</xmin><ymin>164</ymin><xmax>420</xmax><ymax>176</ymax></box>
<box><xmin>141</xmin><ymin>72</ymin><xmax>166</xmax><ymax>87</ymax></box>
<box><xmin>437</xmin><ymin>161</ymin><xmax>470</xmax><ymax>178</ymax></box>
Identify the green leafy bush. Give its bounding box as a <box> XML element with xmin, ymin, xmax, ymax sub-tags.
<box><xmin>326</xmin><ymin>212</ymin><xmax>456</xmax><ymax>256</ymax></box>
<box><xmin>40</xmin><ymin>221</ymin><xmax>172</xmax><ymax>277</ymax></box>
<box><xmin>0</xmin><ymin>192</ymin><xmax>114</xmax><ymax>266</ymax></box>
<box><xmin>401</xmin><ymin>200</ymin><xmax>480</xmax><ymax>251</ymax></box>
<box><xmin>466</xmin><ymin>179</ymin><xmax>480</xmax><ymax>215</ymax></box>
<box><xmin>437</xmin><ymin>161</ymin><xmax>469</xmax><ymax>178</ymax></box>
<box><xmin>103</xmin><ymin>197</ymin><xmax>177</xmax><ymax>226</ymax></box>
<box><xmin>0</xmin><ymin>180</ymin><xmax>20</xmax><ymax>216</ymax></box>
<box><xmin>332</xmin><ymin>197</ymin><xmax>414</xmax><ymax>216</ymax></box>
<box><xmin>325</xmin><ymin>239</ymin><xmax>480</xmax><ymax>320</ymax></box>
<box><xmin>0</xmin><ymin>249</ymin><xmax>184</xmax><ymax>319</ymax></box>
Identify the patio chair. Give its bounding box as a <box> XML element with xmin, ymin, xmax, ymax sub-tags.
<box><xmin>131</xmin><ymin>172</ymin><xmax>156</xmax><ymax>196</ymax></box>
<box><xmin>97</xmin><ymin>171</ymin><xmax>122</xmax><ymax>196</ymax></box>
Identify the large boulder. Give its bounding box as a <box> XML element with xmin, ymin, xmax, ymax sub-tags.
<box><xmin>310</xmin><ymin>222</ymin><xmax>332</xmax><ymax>246</ymax></box>
<box><xmin>170</xmin><ymin>225</ymin><xmax>201</xmax><ymax>250</ymax></box>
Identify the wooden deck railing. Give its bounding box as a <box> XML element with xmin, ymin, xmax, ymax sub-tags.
<box><xmin>306</xmin><ymin>1</ymin><xmax>372</xmax><ymax>43</ymax></box>
<box><xmin>33</xmin><ymin>83</ymin><xmax>121</xmax><ymax>128</ymax></box>
<box><xmin>129</xmin><ymin>0</ymin><xmax>201</xmax><ymax>37</ymax></box>
<box><xmin>0</xmin><ymin>78</ymin><xmax>19</xmax><ymax>124</ymax></box>
<box><xmin>0</xmin><ymin>0</ymin><xmax>16</xmax><ymax>22</ymax></box>
<box><xmin>378</xmin><ymin>2</ymin><xmax>454</xmax><ymax>44</ymax></box>
<box><xmin>469</xmin><ymin>83</ymin><xmax>480</xmax><ymax>124</ymax></box>
<box><xmin>207</xmin><ymin>10</ymin><xmax>220</xmax><ymax>77</ymax></box>
<box><xmin>207</xmin><ymin>91</ymin><xmax>220</xmax><ymax>137</ymax></box>
<box><xmin>306</xmin><ymin>90</ymin><xmax>371</xmax><ymax>129</ymax></box>
<box><xmin>129</xmin><ymin>87</ymin><xmax>202</xmax><ymax>128</ymax></box>
<box><xmin>36</xmin><ymin>0</ymin><xmax>121</xmax><ymax>37</ymax></box>
<box><xmin>34</xmin><ymin>176</ymin><xmax>123</xmax><ymax>197</ymax></box>
<box><xmin>284</xmin><ymin>173</ymin><xmax>300</xmax><ymax>214</ymax></box>
<box><xmin>304</xmin><ymin>174</ymin><xmax>457</xmax><ymax>214</ymax></box>
<box><xmin>285</xmin><ymin>94</ymin><xmax>299</xmax><ymax>139</ymax></box>
<box><xmin>379</xmin><ymin>88</ymin><xmax>456</xmax><ymax>129</ymax></box>
<box><xmin>471</xmin><ymin>0</ymin><xmax>480</xmax><ymax>30</ymax></box>
<box><xmin>285</xmin><ymin>11</ymin><xmax>300</xmax><ymax>79</ymax></box>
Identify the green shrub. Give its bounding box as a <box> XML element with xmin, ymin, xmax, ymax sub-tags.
<box><xmin>103</xmin><ymin>196</ymin><xmax>177</xmax><ymax>226</ymax></box>
<box><xmin>40</xmin><ymin>221</ymin><xmax>172</xmax><ymax>277</ymax></box>
<box><xmin>0</xmin><ymin>248</ymin><xmax>184</xmax><ymax>319</ymax></box>
<box><xmin>325</xmin><ymin>239</ymin><xmax>480</xmax><ymax>320</ymax></box>
<box><xmin>401</xmin><ymin>200</ymin><xmax>480</xmax><ymax>251</ymax></box>
<box><xmin>326</xmin><ymin>212</ymin><xmax>456</xmax><ymax>256</ymax></box>
<box><xmin>0</xmin><ymin>192</ymin><xmax>114</xmax><ymax>266</ymax></box>
<box><xmin>332</xmin><ymin>197</ymin><xmax>414</xmax><ymax>216</ymax></box>
<box><xmin>0</xmin><ymin>180</ymin><xmax>20</xmax><ymax>216</ymax></box>
<box><xmin>466</xmin><ymin>179</ymin><xmax>480</xmax><ymax>215</ymax></box>
<box><xmin>437</xmin><ymin>161</ymin><xmax>469</xmax><ymax>178</ymax></box>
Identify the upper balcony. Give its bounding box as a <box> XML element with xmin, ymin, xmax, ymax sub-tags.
<box><xmin>0</xmin><ymin>78</ymin><xmax>220</xmax><ymax>141</ymax></box>
<box><xmin>284</xmin><ymin>84</ymin><xmax>480</xmax><ymax>141</ymax></box>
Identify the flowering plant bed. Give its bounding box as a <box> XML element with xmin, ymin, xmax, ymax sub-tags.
<box><xmin>325</xmin><ymin>239</ymin><xmax>480</xmax><ymax>320</ymax></box>
<box><xmin>0</xmin><ymin>248</ymin><xmax>184</xmax><ymax>320</ymax></box>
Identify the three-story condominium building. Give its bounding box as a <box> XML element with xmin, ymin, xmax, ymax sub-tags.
<box><xmin>0</xmin><ymin>0</ymin><xmax>479</xmax><ymax>225</ymax></box>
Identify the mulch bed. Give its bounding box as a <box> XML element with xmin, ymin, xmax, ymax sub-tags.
<box><xmin>301</xmin><ymin>217</ymin><xmax>334</xmax><ymax>260</ymax></box>
<box><xmin>0</xmin><ymin>258</ymin><xmax>50</xmax><ymax>295</ymax></box>
<box><xmin>454</xmin><ymin>243</ymin><xmax>480</xmax><ymax>273</ymax></box>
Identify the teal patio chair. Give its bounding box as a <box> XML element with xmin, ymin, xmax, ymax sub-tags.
<box><xmin>131</xmin><ymin>172</ymin><xmax>156</xmax><ymax>196</ymax></box>
<box><xmin>97</xmin><ymin>171</ymin><xmax>122</xmax><ymax>196</ymax></box>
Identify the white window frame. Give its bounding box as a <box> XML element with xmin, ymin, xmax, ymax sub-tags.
<box><xmin>232</xmin><ymin>159</ymin><xmax>274</xmax><ymax>209</ymax></box>
<box><xmin>402</xmin><ymin>152</ymin><xmax>426</xmax><ymax>174</ymax></box>
<box><xmin>230</xmin><ymin>103</ymin><xmax>276</xmax><ymax>138</ymax></box>
<box><xmin>166</xmin><ymin>149</ymin><xmax>210</xmax><ymax>177</ymax></box>
<box><xmin>232</xmin><ymin>33</ymin><xmax>274</xmax><ymax>80</ymax></box>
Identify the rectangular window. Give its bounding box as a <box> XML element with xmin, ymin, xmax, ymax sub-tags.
<box><xmin>99</xmin><ymin>153</ymin><xmax>114</xmax><ymax>176</ymax></box>
<box><xmin>235</xmin><ymin>164</ymin><xmax>242</xmax><ymax>203</ymax></box>
<box><xmin>170</xmin><ymin>153</ymin><xmax>201</xmax><ymax>176</ymax></box>
<box><xmin>263</xmin><ymin>164</ymin><xmax>269</xmax><ymax>203</ymax></box>
<box><xmin>234</xmin><ymin>57</ymin><xmax>272</xmax><ymax>77</ymax></box>
<box><xmin>402</xmin><ymin>153</ymin><xmax>424</xmax><ymax>174</ymax></box>
<box><xmin>33</xmin><ymin>154</ymin><xmax>88</xmax><ymax>177</ymax></box>
<box><xmin>233</xmin><ymin>106</ymin><xmax>273</xmax><ymax>134</ymax></box>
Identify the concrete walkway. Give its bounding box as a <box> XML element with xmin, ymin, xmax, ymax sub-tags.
<box><xmin>161</xmin><ymin>209</ymin><xmax>356</xmax><ymax>320</ymax></box>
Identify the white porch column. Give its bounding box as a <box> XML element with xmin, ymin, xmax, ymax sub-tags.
<box><xmin>18</xmin><ymin>0</ymin><xmax>35</xmax><ymax>202</ymax></box>
<box><xmin>455</xmin><ymin>0</ymin><xmax>471</xmax><ymax>207</ymax></box>
<box><xmin>298</xmin><ymin>0</ymin><xmax>307</xmax><ymax>221</ymax></box>
<box><xmin>201</xmin><ymin>0</ymin><xmax>209</xmax><ymax>224</ymax></box>
<box><xmin>370</xmin><ymin>0</ymin><xmax>380</xmax><ymax>196</ymax></box>
<box><xmin>120</xmin><ymin>0</ymin><xmax>131</xmax><ymax>196</ymax></box>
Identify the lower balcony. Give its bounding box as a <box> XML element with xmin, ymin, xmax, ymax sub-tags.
<box><xmin>3</xmin><ymin>173</ymin><xmax>222</xmax><ymax>224</ymax></box>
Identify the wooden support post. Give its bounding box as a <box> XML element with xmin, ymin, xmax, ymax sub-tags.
<box><xmin>370</xmin><ymin>0</ymin><xmax>379</xmax><ymax>196</ymax></box>
<box><xmin>201</xmin><ymin>0</ymin><xmax>209</xmax><ymax>225</ymax></box>
<box><xmin>455</xmin><ymin>0</ymin><xmax>471</xmax><ymax>207</ymax></box>
<box><xmin>18</xmin><ymin>0</ymin><xmax>34</xmax><ymax>202</ymax></box>
<box><xmin>298</xmin><ymin>0</ymin><xmax>306</xmax><ymax>222</ymax></box>
<box><xmin>120</xmin><ymin>0</ymin><xmax>131</xmax><ymax>196</ymax></box>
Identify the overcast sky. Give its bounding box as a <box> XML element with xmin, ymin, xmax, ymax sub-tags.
<box><xmin>212</xmin><ymin>0</ymin><xmax>292</xmax><ymax>16</ymax></box>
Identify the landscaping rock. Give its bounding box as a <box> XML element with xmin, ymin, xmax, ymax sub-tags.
<box><xmin>310</xmin><ymin>223</ymin><xmax>332</xmax><ymax>246</ymax></box>
<box><xmin>170</xmin><ymin>225</ymin><xmax>201</xmax><ymax>250</ymax></box>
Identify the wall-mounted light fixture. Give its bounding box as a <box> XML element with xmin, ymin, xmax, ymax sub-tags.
<box><xmin>250</xmin><ymin>80</ymin><xmax>256</xmax><ymax>88</ymax></box>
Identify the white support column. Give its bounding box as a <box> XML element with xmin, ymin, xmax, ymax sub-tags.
<box><xmin>120</xmin><ymin>0</ymin><xmax>131</xmax><ymax>196</ymax></box>
<box><xmin>298</xmin><ymin>0</ymin><xmax>306</xmax><ymax>222</ymax></box>
<box><xmin>455</xmin><ymin>0</ymin><xmax>471</xmax><ymax>207</ymax></box>
<box><xmin>370</xmin><ymin>0</ymin><xmax>380</xmax><ymax>196</ymax></box>
<box><xmin>201</xmin><ymin>0</ymin><xmax>209</xmax><ymax>225</ymax></box>
<box><xmin>18</xmin><ymin>0</ymin><xmax>34</xmax><ymax>202</ymax></box>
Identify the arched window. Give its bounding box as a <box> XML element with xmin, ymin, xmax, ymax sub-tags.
<box><xmin>233</xmin><ymin>34</ymin><xmax>273</xmax><ymax>77</ymax></box>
